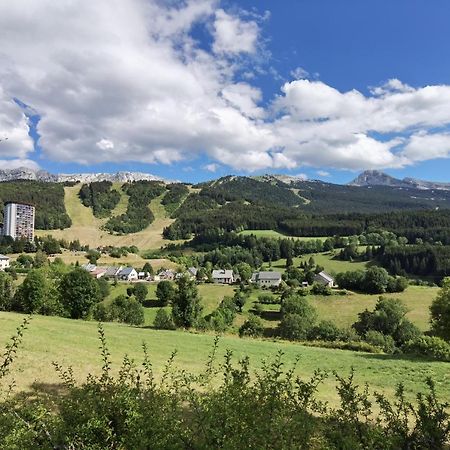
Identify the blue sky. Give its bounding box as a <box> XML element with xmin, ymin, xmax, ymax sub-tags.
<box><xmin>2</xmin><ymin>0</ymin><xmax>450</xmax><ymax>184</ymax></box>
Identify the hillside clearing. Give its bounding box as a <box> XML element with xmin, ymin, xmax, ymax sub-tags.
<box><xmin>239</xmin><ymin>229</ymin><xmax>328</xmax><ymax>241</ymax></box>
<box><xmin>0</xmin><ymin>312</ymin><xmax>448</xmax><ymax>406</ymax></box>
<box><xmin>36</xmin><ymin>184</ymin><xmax>180</xmax><ymax>249</ymax></box>
<box><xmin>264</xmin><ymin>252</ymin><xmax>369</xmax><ymax>274</ymax></box>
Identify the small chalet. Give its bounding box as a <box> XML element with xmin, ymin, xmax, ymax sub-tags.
<box><xmin>118</xmin><ymin>267</ymin><xmax>138</xmax><ymax>281</ymax></box>
<box><xmin>0</xmin><ymin>254</ymin><xmax>10</xmax><ymax>271</ymax></box>
<box><xmin>157</xmin><ymin>269</ymin><xmax>176</xmax><ymax>281</ymax></box>
<box><xmin>314</xmin><ymin>271</ymin><xmax>335</xmax><ymax>288</ymax></box>
<box><xmin>212</xmin><ymin>269</ymin><xmax>235</xmax><ymax>284</ymax></box>
<box><xmin>251</xmin><ymin>271</ymin><xmax>282</xmax><ymax>288</ymax></box>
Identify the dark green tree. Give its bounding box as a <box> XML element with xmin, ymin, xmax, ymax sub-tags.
<box><xmin>278</xmin><ymin>294</ymin><xmax>317</xmax><ymax>340</ymax></box>
<box><xmin>133</xmin><ymin>283</ymin><xmax>148</xmax><ymax>303</ymax></box>
<box><xmin>171</xmin><ymin>275</ymin><xmax>202</xmax><ymax>328</ymax></box>
<box><xmin>430</xmin><ymin>277</ymin><xmax>450</xmax><ymax>341</ymax></box>
<box><xmin>13</xmin><ymin>270</ymin><xmax>59</xmax><ymax>315</ymax></box>
<box><xmin>59</xmin><ymin>268</ymin><xmax>100</xmax><ymax>319</ymax></box>
<box><xmin>0</xmin><ymin>272</ymin><xmax>15</xmax><ymax>311</ymax></box>
<box><xmin>156</xmin><ymin>280</ymin><xmax>176</xmax><ymax>306</ymax></box>
<box><xmin>153</xmin><ymin>308</ymin><xmax>175</xmax><ymax>330</ymax></box>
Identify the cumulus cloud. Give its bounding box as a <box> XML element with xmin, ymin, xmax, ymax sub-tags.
<box><xmin>212</xmin><ymin>9</ymin><xmax>259</xmax><ymax>54</ymax></box>
<box><xmin>0</xmin><ymin>87</ymin><xmax>34</xmax><ymax>159</ymax></box>
<box><xmin>1</xmin><ymin>2</ymin><xmax>450</xmax><ymax>173</ymax></box>
<box><xmin>203</xmin><ymin>163</ymin><xmax>220</xmax><ymax>172</ymax></box>
<box><xmin>317</xmin><ymin>170</ymin><xmax>330</xmax><ymax>177</ymax></box>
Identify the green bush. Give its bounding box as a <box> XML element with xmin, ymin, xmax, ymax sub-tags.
<box><xmin>257</xmin><ymin>293</ymin><xmax>279</xmax><ymax>304</ymax></box>
<box><xmin>239</xmin><ymin>314</ymin><xmax>264</xmax><ymax>337</ymax></box>
<box><xmin>311</xmin><ymin>282</ymin><xmax>332</xmax><ymax>296</ymax></box>
<box><xmin>403</xmin><ymin>335</ymin><xmax>450</xmax><ymax>361</ymax></box>
<box><xmin>153</xmin><ymin>308</ymin><xmax>176</xmax><ymax>330</ymax></box>
<box><xmin>364</xmin><ymin>330</ymin><xmax>396</xmax><ymax>354</ymax></box>
<box><xmin>308</xmin><ymin>320</ymin><xmax>342</xmax><ymax>342</ymax></box>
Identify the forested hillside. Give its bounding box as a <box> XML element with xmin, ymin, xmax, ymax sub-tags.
<box><xmin>78</xmin><ymin>181</ymin><xmax>121</xmax><ymax>218</ymax></box>
<box><xmin>164</xmin><ymin>176</ymin><xmax>450</xmax><ymax>240</ymax></box>
<box><xmin>0</xmin><ymin>181</ymin><xmax>71</xmax><ymax>229</ymax></box>
<box><xmin>104</xmin><ymin>180</ymin><xmax>166</xmax><ymax>233</ymax></box>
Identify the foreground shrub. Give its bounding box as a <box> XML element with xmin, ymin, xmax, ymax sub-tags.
<box><xmin>1</xmin><ymin>322</ymin><xmax>449</xmax><ymax>449</ymax></box>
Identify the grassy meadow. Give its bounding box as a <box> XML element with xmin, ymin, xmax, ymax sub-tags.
<box><xmin>0</xmin><ymin>311</ymin><xmax>448</xmax><ymax>407</ymax></box>
<box><xmin>264</xmin><ymin>252</ymin><xmax>370</xmax><ymax>274</ymax></box>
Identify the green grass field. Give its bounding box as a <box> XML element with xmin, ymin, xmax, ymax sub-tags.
<box><xmin>1</xmin><ymin>312</ymin><xmax>448</xmax><ymax>407</ymax></box>
<box><xmin>239</xmin><ymin>230</ymin><xmax>328</xmax><ymax>241</ymax></box>
<box><xmin>265</xmin><ymin>252</ymin><xmax>369</xmax><ymax>274</ymax></box>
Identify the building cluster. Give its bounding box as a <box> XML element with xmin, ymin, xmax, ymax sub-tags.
<box><xmin>1</xmin><ymin>202</ymin><xmax>35</xmax><ymax>242</ymax></box>
<box><xmin>81</xmin><ymin>264</ymin><xmax>336</xmax><ymax>288</ymax></box>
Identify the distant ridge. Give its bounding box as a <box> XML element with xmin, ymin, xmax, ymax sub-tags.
<box><xmin>0</xmin><ymin>167</ymin><xmax>169</xmax><ymax>183</ymax></box>
<box><xmin>349</xmin><ymin>170</ymin><xmax>450</xmax><ymax>191</ymax></box>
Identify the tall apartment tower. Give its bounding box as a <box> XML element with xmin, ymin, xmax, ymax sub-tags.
<box><xmin>3</xmin><ymin>202</ymin><xmax>35</xmax><ymax>241</ymax></box>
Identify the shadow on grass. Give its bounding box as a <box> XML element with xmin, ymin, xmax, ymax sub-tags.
<box><xmin>257</xmin><ymin>310</ymin><xmax>282</xmax><ymax>322</ymax></box>
<box><xmin>142</xmin><ymin>299</ymin><xmax>165</xmax><ymax>308</ymax></box>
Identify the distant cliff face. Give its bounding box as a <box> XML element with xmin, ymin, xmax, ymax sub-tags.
<box><xmin>0</xmin><ymin>167</ymin><xmax>167</xmax><ymax>183</ymax></box>
<box><xmin>349</xmin><ymin>170</ymin><xmax>450</xmax><ymax>191</ymax></box>
<box><xmin>348</xmin><ymin>170</ymin><xmax>408</xmax><ymax>188</ymax></box>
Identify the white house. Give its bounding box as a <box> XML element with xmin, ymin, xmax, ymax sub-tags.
<box><xmin>314</xmin><ymin>271</ymin><xmax>335</xmax><ymax>288</ymax></box>
<box><xmin>117</xmin><ymin>267</ymin><xmax>138</xmax><ymax>281</ymax></box>
<box><xmin>212</xmin><ymin>269</ymin><xmax>234</xmax><ymax>284</ymax></box>
<box><xmin>0</xmin><ymin>254</ymin><xmax>10</xmax><ymax>271</ymax></box>
<box><xmin>251</xmin><ymin>271</ymin><xmax>282</xmax><ymax>288</ymax></box>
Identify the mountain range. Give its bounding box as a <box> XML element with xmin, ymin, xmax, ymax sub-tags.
<box><xmin>0</xmin><ymin>167</ymin><xmax>166</xmax><ymax>183</ymax></box>
<box><xmin>348</xmin><ymin>170</ymin><xmax>450</xmax><ymax>191</ymax></box>
<box><xmin>0</xmin><ymin>167</ymin><xmax>449</xmax><ymax>191</ymax></box>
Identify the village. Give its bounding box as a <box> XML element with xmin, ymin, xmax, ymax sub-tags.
<box><xmin>78</xmin><ymin>261</ymin><xmax>335</xmax><ymax>288</ymax></box>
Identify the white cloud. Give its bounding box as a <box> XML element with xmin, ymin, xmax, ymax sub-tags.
<box><xmin>317</xmin><ymin>170</ymin><xmax>330</xmax><ymax>177</ymax></box>
<box><xmin>401</xmin><ymin>132</ymin><xmax>450</xmax><ymax>162</ymax></box>
<box><xmin>96</xmin><ymin>139</ymin><xmax>114</xmax><ymax>150</ymax></box>
<box><xmin>203</xmin><ymin>163</ymin><xmax>220</xmax><ymax>172</ymax></box>
<box><xmin>0</xmin><ymin>159</ymin><xmax>40</xmax><ymax>170</ymax></box>
<box><xmin>290</xmin><ymin>67</ymin><xmax>309</xmax><ymax>79</ymax></box>
<box><xmin>1</xmin><ymin>2</ymin><xmax>450</xmax><ymax>173</ymax></box>
<box><xmin>0</xmin><ymin>87</ymin><xmax>34</xmax><ymax>159</ymax></box>
<box><xmin>212</xmin><ymin>9</ymin><xmax>259</xmax><ymax>54</ymax></box>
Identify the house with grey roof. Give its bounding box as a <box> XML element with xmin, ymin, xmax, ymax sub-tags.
<box><xmin>104</xmin><ymin>266</ymin><xmax>123</xmax><ymax>278</ymax></box>
<box><xmin>251</xmin><ymin>271</ymin><xmax>282</xmax><ymax>288</ymax></box>
<box><xmin>81</xmin><ymin>263</ymin><xmax>97</xmax><ymax>272</ymax></box>
<box><xmin>314</xmin><ymin>271</ymin><xmax>335</xmax><ymax>287</ymax></box>
<box><xmin>118</xmin><ymin>267</ymin><xmax>138</xmax><ymax>281</ymax></box>
<box><xmin>212</xmin><ymin>269</ymin><xmax>235</xmax><ymax>284</ymax></box>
